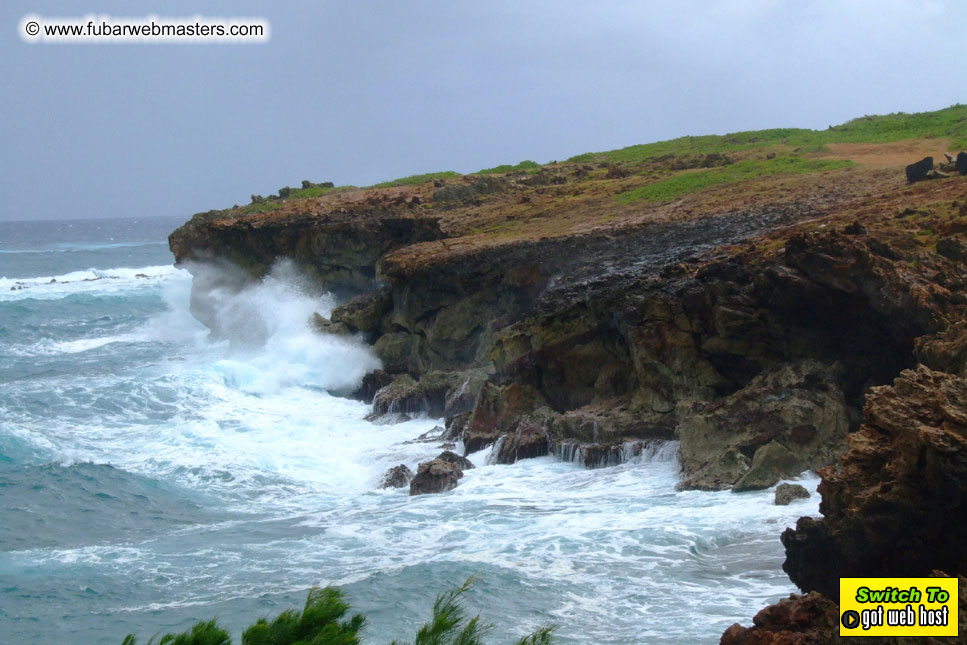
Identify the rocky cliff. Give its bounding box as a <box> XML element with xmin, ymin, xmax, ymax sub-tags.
<box><xmin>170</xmin><ymin>108</ymin><xmax>967</xmax><ymax>638</ymax></box>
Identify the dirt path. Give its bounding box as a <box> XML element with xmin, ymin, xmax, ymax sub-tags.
<box><xmin>821</xmin><ymin>139</ymin><xmax>952</xmax><ymax>168</ymax></box>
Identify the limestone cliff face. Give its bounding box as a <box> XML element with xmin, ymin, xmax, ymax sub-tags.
<box><xmin>168</xmin><ymin>155</ymin><xmax>967</xmax><ymax>490</ymax></box>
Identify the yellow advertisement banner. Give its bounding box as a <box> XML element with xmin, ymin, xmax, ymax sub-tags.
<box><xmin>840</xmin><ymin>577</ymin><xmax>958</xmax><ymax>637</ymax></box>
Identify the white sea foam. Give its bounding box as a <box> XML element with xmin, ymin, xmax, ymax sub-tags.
<box><xmin>0</xmin><ymin>264</ymin><xmax>182</xmax><ymax>300</ymax></box>
<box><xmin>1</xmin><ymin>256</ymin><xmax>824</xmax><ymax>644</ymax></box>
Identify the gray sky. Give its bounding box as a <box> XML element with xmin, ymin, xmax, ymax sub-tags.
<box><xmin>2</xmin><ymin>0</ymin><xmax>965</xmax><ymax>222</ymax></box>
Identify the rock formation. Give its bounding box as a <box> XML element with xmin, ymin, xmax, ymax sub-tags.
<box><xmin>379</xmin><ymin>464</ymin><xmax>414</xmax><ymax>489</ymax></box>
<box><xmin>781</xmin><ymin>365</ymin><xmax>967</xmax><ymax>598</ymax></box>
<box><xmin>166</xmin><ymin>110</ymin><xmax>967</xmax><ymax>639</ymax></box>
<box><xmin>409</xmin><ymin>459</ymin><xmax>462</xmax><ymax>495</ymax></box>
<box><xmin>774</xmin><ymin>483</ymin><xmax>810</xmax><ymax>506</ymax></box>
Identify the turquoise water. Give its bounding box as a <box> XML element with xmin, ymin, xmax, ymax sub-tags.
<box><xmin>0</xmin><ymin>217</ymin><xmax>819</xmax><ymax>643</ymax></box>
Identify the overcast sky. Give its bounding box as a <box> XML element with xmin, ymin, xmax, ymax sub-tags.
<box><xmin>2</xmin><ymin>0</ymin><xmax>964</xmax><ymax>222</ymax></box>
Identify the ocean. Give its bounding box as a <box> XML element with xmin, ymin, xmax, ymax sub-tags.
<box><xmin>0</xmin><ymin>216</ymin><xmax>819</xmax><ymax>644</ymax></box>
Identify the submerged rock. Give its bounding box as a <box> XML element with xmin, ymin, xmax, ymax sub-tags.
<box><xmin>774</xmin><ymin>483</ymin><xmax>810</xmax><ymax>505</ymax></box>
<box><xmin>379</xmin><ymin>464</ymin><xmax>413</xmax><ymax>489</ymax></box>
<box><xmin>409</xmin><ymin>459</ymin><xmax>463</xmax><ymax>495</ymax></box>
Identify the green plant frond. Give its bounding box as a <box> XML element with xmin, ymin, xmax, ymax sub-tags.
<box><xmin>515</xmin><ymin>626</ymin><xmax>557</xmax><ymax>645</ymax></box>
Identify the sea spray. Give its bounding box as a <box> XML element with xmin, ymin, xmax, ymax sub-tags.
<box><xmin>2</xmin><ymin>219</ymin><xmax>821</xmax><ymax>644</ymax></box>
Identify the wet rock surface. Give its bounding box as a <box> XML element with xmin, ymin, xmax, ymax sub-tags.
<box><xmin>167</xmin><ymin>129</ymin><xmax>967</xmax><ymax>643</ymax></box>
<box><xmin>379</xmin><ymin>464</ymin><xmax>413</xmax><ymax>489</ymax></box>
<box><xmin>408</xmin><ymin>459</ymin><xmax>463</xmax><ymax>495</ymax></box>
<box><xmin>435</xmin><ymin>450</ymin><xmax>475</xmax><ymax>470</ymax></box>
<box><xmin>774</xmin><ymin>483</ymin><xmax>810</xmax><ymax>506</ymax></box>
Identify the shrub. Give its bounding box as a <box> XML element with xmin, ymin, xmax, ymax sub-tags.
<box><xmin>122</xmin><ymin>580</ymin><xmax>555</xmax><ymax>645</ymax></box>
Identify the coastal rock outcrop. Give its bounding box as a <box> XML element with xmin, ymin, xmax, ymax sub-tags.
<box><xmin>721</xmin><ymin>572</ymin><xmax>967</xmax><ymax>645</ymax></box>
<box><xmin>677</xmin><ymin>360</ymin><xmax>848</xmax><ymax>492</ymax></box>
<box><xmin>781</xmin><ymin>365</ymin><xmax>967</xmax><ymax>598</ymax></box>
<box><xmin>409</xmin><ymin>459</ymin><xmax>462</xmax><ymax>495</ymax></box>
<box><xmin>774</xmin><ymin>483</ymin><xmax>810</xmax><ymax>506</ymax></box>
<box><xmin>169</xmin><ymin>210</ymin><xmax>445</xmax><ymax>297</ymax></box>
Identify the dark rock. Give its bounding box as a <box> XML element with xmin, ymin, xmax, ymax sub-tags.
<box><xmin>373</xmin><ymin>332</ymin><xmax>416</xmax><ymax>374</ymax></box>
<box><xmin>310</xmin><ymin>313</ymin><xmax>352</xmax><ymax>336</ymax></box>
<box><xmin>781</xmin><ymin>366</ymin><xmax>967</xmax><ymax>599</ymax></box>
<box><xmin>915</xmin><ymin>323</ymin><xmax>967</xmax><ymax>377</ymax></box>
<box><xmin>495</xmin><ymin>422</ymin><xmax>549</xmax><ymax>464</ymax></box>
<box><xmin>443</xmin><ymin>411</ymin><xmax>471</xmax><ymax>441</ymax></box>
<box><xmin>701</xmin><ymin>152</ymin><xmax>733</xmax><ymax>168</ymax></box>
<box><xmin>169</xmin><ymin>210</ymin><xmax>446</xmax><ymax>298</ymax></box>
<box><xmin>936</xmin><ymin>236</ymin><xmax>967</xmax><ymax>262</ymax></box>
<box><xmin>463</xmin><ymin>382</ymin><xmax>547</xmax><ymax>454</ymax></box>
<box><xmin>409</xmin><ymin>459</ymin><xmax>462</xmax><ymax>495</ymax></box>
<box><xmin>369</xmin><ymin>374</ymin><xmax>419</xmax><ymax>418</ymax></box>
<box><xmin>442</xmin><ymin>367</ymin><xmax>491</xmax><ymax>418</ymax></box>
<box><xmin>957</xmin><ymin>151</ymin><xmax>967</xmax><ymax>176</ymax></box>
<box><xmin>379</xmin><ymin>464</ymin><xmax>413</xmax><ymax>489</ymax></box>
<box><xmin>435</xmin><ymin>450</ymin><xmax>474</xmax><ymax>470</ymax></box>
<box><xmin>774</xmin><ymin>483</ymin><xmax>810</xmax><ymax>505</ymax></box>
<box><xmin>721</xmin><ymin>572</ymin><xmax>967</xmax><ymax>644</ymax></box>
<box><xmin>351</xmin><ymin>370</ymin><xmax>395</xmax><ymax>404</ymax></box>
<box><xmin>719</xmin><ymin>591</ymin><xmax>840</xmax><ymax>645</ymax></box>
<box><xmin>330</xmin><ymin>287</ymin><xmax>393</xmax><ymax>337</ymax></box>
<box><xmin>905</xmin><ymin>156</ymin><xmax>934</xmax><ymax>183</ymax></box>
<box><xmin>842</xmin><ymin>221</ymin><xmax>867</xmax><ymax>235</ymax></box>
<box><xmin>432</xmin><ymin>176</ymin><xmax>508</xmax><ymax>204</ymax></box>
<box><xmin>369</xmin><ymin>370</ymin><xmax>485</xmax><ymax>419</ymax></box>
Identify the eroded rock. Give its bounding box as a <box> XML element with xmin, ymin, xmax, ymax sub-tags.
<box><xmin>495</xmin><ymin>421</ymin><xmax>549</xmax><ymax>464</ymax></box>
<box><xmin>774</xmin><ymin>483</ymin><xmax>810</xmax><ymax>505</ymax></box>
<box><xmin>409</xmin><ymin>459</ymin><xmax>463</xmax><ymax>495</ymax></box>
<box><xmin>379</xmin><ymin>464</ymin><xmax>413</xmax><ymax>489</ymax></box>
<box><xmin>677</xmin><ymin>360</ymin><xmax>848</xmax><ymax>491</ymax></box>
<box><xmin>781</xmin><ymin>366</ymin><xmax>967</xmax><ymax>598</ymax></box>
<box><xmin>435</xmin><ymin>450</ymin><xmax>474</xmax><ymax>470</ymax></box>
<box><xmin>310</xmin><ymin>313</ymin><xmax>351</xmax><ymax>336</ymax></box>
<box><xmin>721</xmin><ymin>572</ymin><xmax>967</xmax><ymax>644</ymax></box>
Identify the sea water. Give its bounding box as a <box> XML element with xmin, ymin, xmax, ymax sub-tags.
<box><xmin>0</xmin><ymin>216</ymin><xmax>820</xmax><ymax>644</ymax></box>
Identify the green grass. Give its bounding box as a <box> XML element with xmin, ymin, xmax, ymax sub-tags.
<box><xmin>571</xmin><ymin>104</ymin><xmax>967</xmax><ymax>165</ymax></box>
<box><xmin>373</xmin><ymin>171</ymin><xmax>462</xmax><ymax>188</ymax></box>
<box><xmin>616</xmin><ymin>156</ymin><xmax>856</xmax><ymax>204</ymax></box>
<box><xmin>239</xmin><ymin>201</ymin><xmax>284</xmax><ymax>215</ymax></box>
<box><xmin>476</xmin><ymin>160</ymin><xmax>541</xmax><ymax>174</ymax></box>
